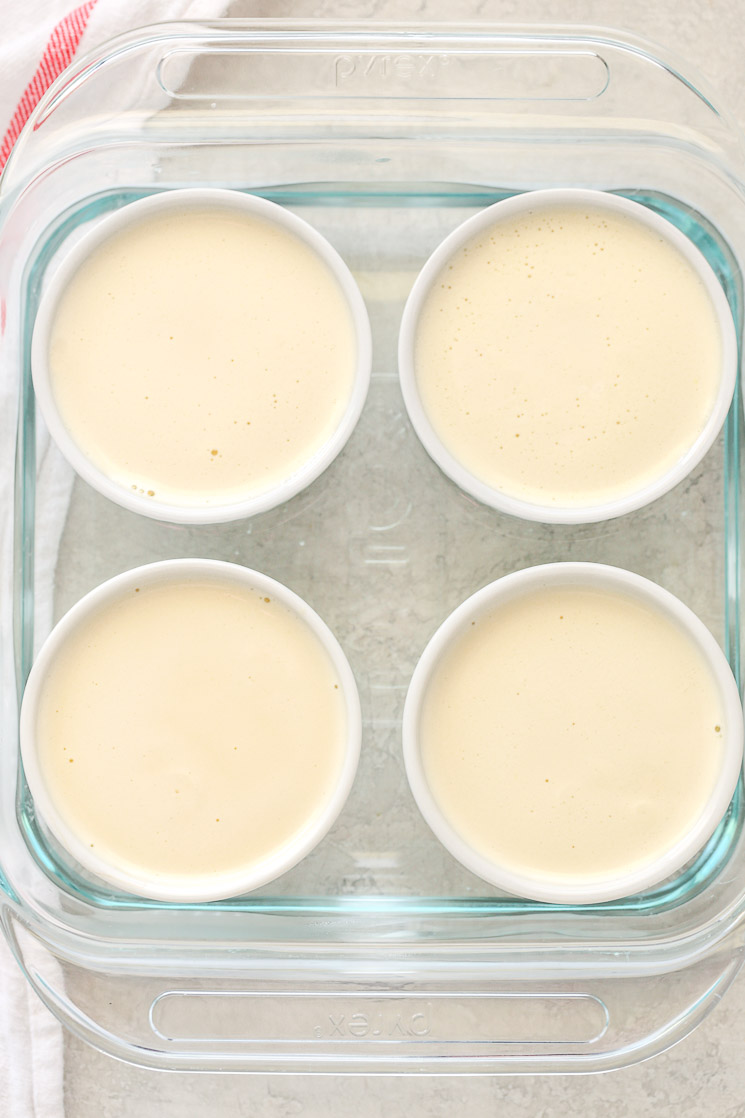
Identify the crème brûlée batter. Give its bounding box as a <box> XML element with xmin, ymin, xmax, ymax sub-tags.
<box><xmin>34</xmin><ymin>577</ymin><xmax>348</xmax><ymax>884</ymax></box>
<box><xmin>420</xmin><ymin>584</ymin><xmax>727</xmax><ymax>882</ymax></box>
<box><xmin>46</xmin><ymin>207</ymin><xmax>357</xmax><ymax>507</ymax></box>
<box><xmin>414</xmin><ymin>205</ymin><xmax>723</xmax><ymax>507</ymax></box>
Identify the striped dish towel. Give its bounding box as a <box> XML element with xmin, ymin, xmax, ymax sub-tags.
<box><xmin>0</xmin><ymin>4</ymin><xmax>228</xmax><ymax>1114</ymax></box>
<box><xmin>0</xmin><ymin>2</ymin><xmax>98</xmax><ymax>173</ymax></box>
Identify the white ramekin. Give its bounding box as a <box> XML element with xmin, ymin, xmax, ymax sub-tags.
<box><xmin>403</xmin><ymin>562</ymin><xmax>744</xmax><ymax>904</ymax></box>
<box><xmin>20</xmin><ymin>559</ymin><xmax>362</xmax><ymax>903</ymax></box>
<box><xmin>398</xmin><ymin>188</ymin><xmax>737</xmax><ymax>524</ymax></box>
<box><xmin>31</xmin><ymin>188</ymin><xmax>372</xmax><ymax>525</ymax></box>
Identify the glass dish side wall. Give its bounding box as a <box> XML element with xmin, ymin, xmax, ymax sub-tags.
<box><xmin>1</xmin><ymin>25</ymin><xmax>745</xmax><ymax>1074</ymax></box>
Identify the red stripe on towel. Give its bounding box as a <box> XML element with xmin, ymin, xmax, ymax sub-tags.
<box><xmin>0</xmin><ymin>1</ymin><xmax>99</xmax><ymax>172</ymax></box>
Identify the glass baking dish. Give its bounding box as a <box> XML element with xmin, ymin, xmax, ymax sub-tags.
<box><xmin>1</xmin><ymin>21</ymin><xmax>745</xmax><ymax>1074</ymax></box>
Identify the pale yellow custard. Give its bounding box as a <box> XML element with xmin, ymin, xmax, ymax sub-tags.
<box><xmin>420</xmin><ymin>584</ymin><xmax>726</xmax><ymax>882</ymax></box>
<box><xmin>46</xmin><ymin>207</ymin><xmax>357</xmax><ymax>507</ymax></box>
<box><xmin>414</xmin><ymin>205</ymin><xmax>723</xmax><ymax>507</ymax></box>
<box><xmin>34</xmin><ymin>576</ymin><xmax>348</xmax><ymax>885</ymax></box>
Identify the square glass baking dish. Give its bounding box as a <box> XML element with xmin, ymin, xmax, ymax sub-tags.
<box><xmin>2</xmin><ymin>21</ymin><xmax>745</xmax><ymax>1074</ymax></box>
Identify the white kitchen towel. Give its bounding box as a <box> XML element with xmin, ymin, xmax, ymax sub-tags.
<box><xmin>0</xmin><ymin>4</ymin><xmax>228</xmax><ymax>1115</ymax></box>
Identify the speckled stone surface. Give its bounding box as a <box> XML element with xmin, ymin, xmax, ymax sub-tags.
<box><xmin>60</xmin><ymin>0</ymin><xmax>745</xmax><ymax>1113</ymax></box>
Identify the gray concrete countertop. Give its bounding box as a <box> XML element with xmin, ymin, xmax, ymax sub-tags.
<box><xmin>62</xmin><ymin>1</ymin><xmax>745</xmax><ymax>1113</ymax></box>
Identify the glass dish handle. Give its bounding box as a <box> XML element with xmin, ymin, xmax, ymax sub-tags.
<box><xmin>7</xmin><ymin>26</ymin><xmax>730</xmax><ymax>203</ymax></box>
<box><xmin>6</xmin><ymin>907</ymin><xmax>743</xmax><ymax>1073</ymax></box>
<box><xmin>154</xmin><ymin>37</ymin><xmax>611</xmax><ymax>104</ymax></box>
